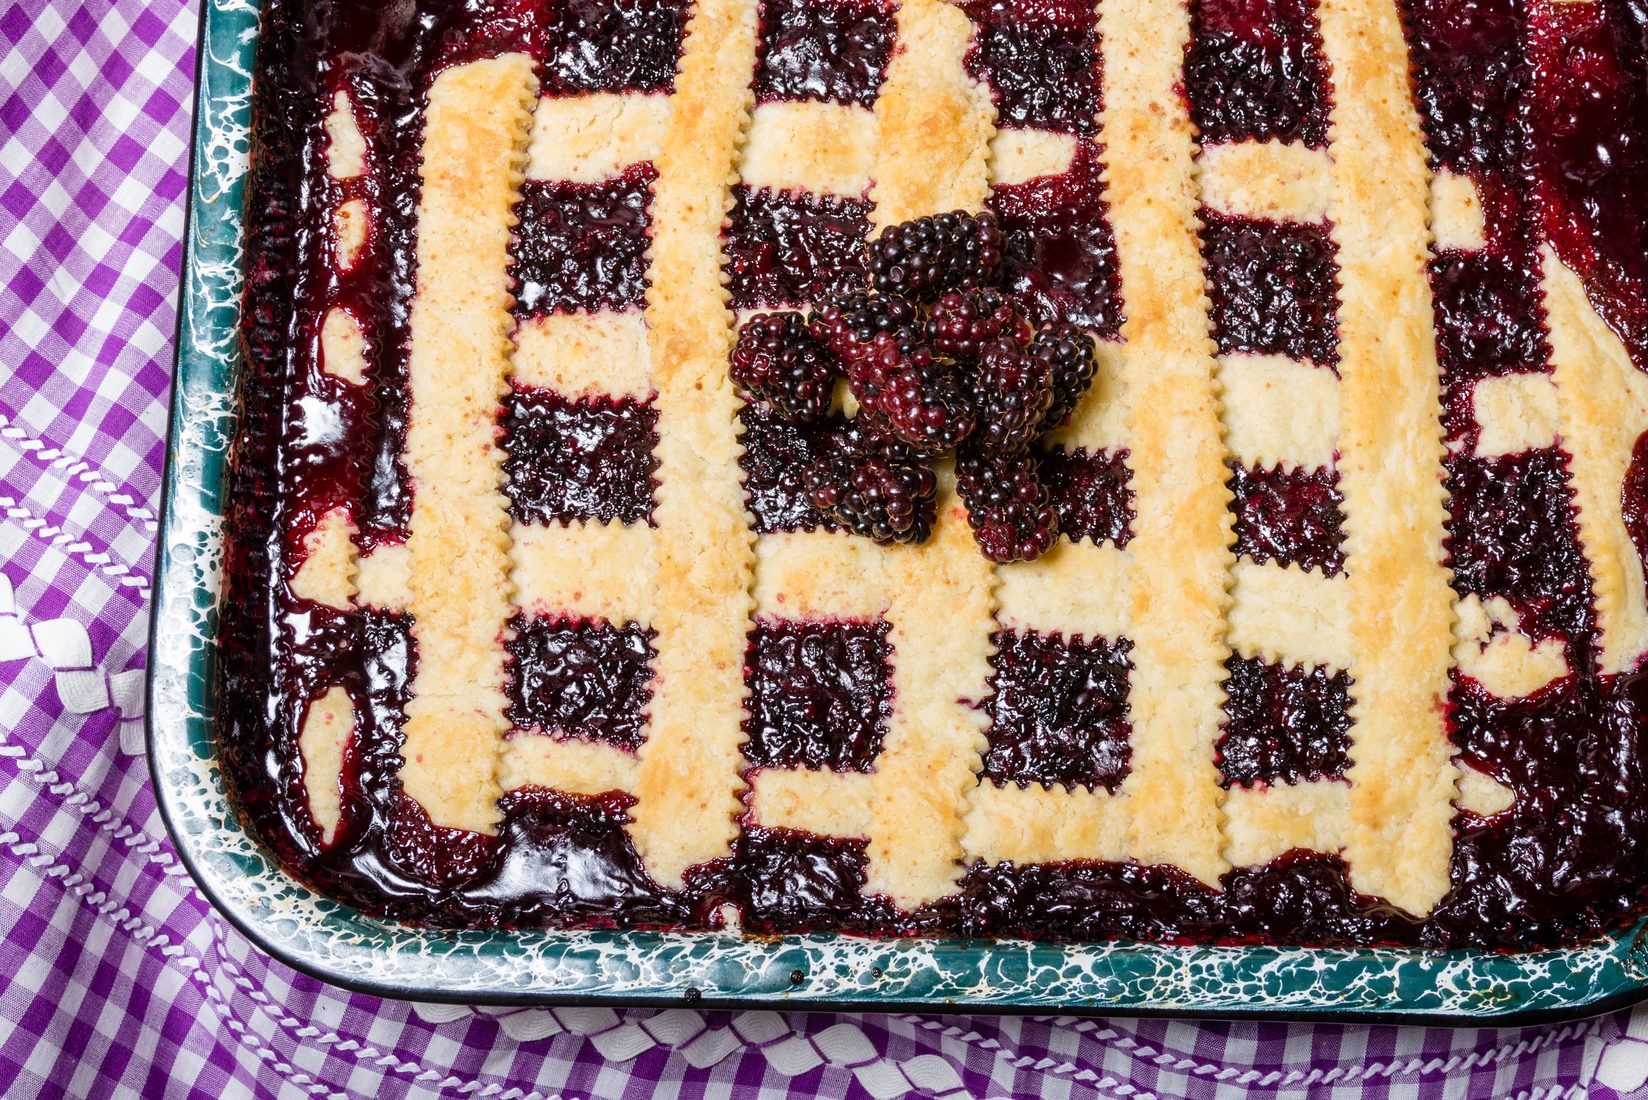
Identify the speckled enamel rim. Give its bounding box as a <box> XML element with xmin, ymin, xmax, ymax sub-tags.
<box><xmin>147</xmin><ymin>0</ymin><xmax>1648</xmax><ymax>1020</ymax></box>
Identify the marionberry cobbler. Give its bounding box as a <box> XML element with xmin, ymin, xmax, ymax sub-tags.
<box><xmin>222</xmin><ymin>0</ymin><xmax>1648</xmax><ymax>947</ymax></box>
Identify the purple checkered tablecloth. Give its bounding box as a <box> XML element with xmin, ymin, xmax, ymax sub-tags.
<box><xmin>2</xmin><ymin>2</ymin><xmax>1647</xmax><ymax>1096</ymax></box>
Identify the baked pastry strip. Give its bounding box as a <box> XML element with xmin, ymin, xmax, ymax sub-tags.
<box><xmin>1539</xmin><ymin>247</ymin><xmax>1648</xmax><ymax>676</ymax></box>
<box><xmin>494</xmin><ymin>85</ymin><xmax>671</xmax><ymax>799</ymax></box>
<box><xmin>395</xmin><ymin>56</ymin><xmax>539</xmax><ymax>835</ymax></box>
<box><xmin>627</xmin><ymin>0</ymin><xmax>762</xmax><ymax>887</ymax></box>
<box><xmin>293</xmin><ymin>94</ymin><xmax>372</xmax><ymax>840</ymax></box>
<box><xmin>1094</xmin><ymin>0</ymin><xmax>1234</xmax><ymax>886</ymax></box>
<box><xmin>1317</xmin><ymin>0</ymin><xmax>1458</xmax><ymax>914</ymax></box>
<box><xmin>732</xmin><ymin>39</ymin><xmax>886</xmax><ymax>845</ymax></box>
<box><xmin>862</xmin><ymin>0</ymin><xmax>999</xmax><ymax>909</ymax></box>
<box><xmin>1189</xmin><ymin>129</ymin><xmax>1353</xmax><ymax>865</ymax></box>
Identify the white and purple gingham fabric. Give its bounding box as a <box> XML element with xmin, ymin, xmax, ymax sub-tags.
<box><xmin>3</xmin><ymin>2</ymin><xmax>1648</xmax><ymax>1097</ymax></box>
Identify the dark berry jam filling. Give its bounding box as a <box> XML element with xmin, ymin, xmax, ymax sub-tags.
<box><xmin>221</xmin><ymin>0</ymin><xmax>1648</xmax><ymax>947</ymax></box>
<box><xmin>503</xmin><ymin>387</ymin><xmax>658</xmax><ymax>526</ymax></box>
<box><xmin>1429</xmin><ymin>252</ymin><xmax>1547</xmax><ymax>384</ymax></box>
<box><xmin>1228</xmin><ymin>462</ymin><xmax>1346</xmax><ymax>576</ymax></box>
<box><xmin>464</xmin><ymin>787</ymin><xmax>697</xmax><ymax>928</ymax></box>
<box><xmin>962</xmin><ymin>0</ymin><xmax>1102</xmax><ymax>136</ymax></box>
<box><xmin>1525</xmin><ymin>0</ymin><xmax>1648</xmax><ymax>373</ymax></box>
<box><xmin>1444</xmin><ymin>448</ymin><xmax>1590</xmax><ymax>645</ymax></box>
<box><xmin>726</xmin><ymin>827</ymin><xmax>899</xmax><ymax>934</ymax></box>
<box><xmin>1434</xmin><ymin>671</ymin><xmax>1648</xmax><ymax>947</ymax></box>
<box><xmin>743</xmin><ymin>617</ymin><xmax>893</xmax><ymax>771</ymax></box>
<box><xmin>1219</xmin><ymin>655</ymin><xmax>1351</xmax><ymax>787</ymax></box>
<box><xmin>737</xmin><ymin>400</ymin><xmax>844</xmax><ymax>533</ymax></box>
<box><xmin>1627</xmin><ymin>432</ymin><xmax>1648</xmax><ymax>581</ymax></box>
<box><xmin>988</xmin><ymin>138</ymin><xmax>1123</xmax><ymax>334</ymax></box>
<box><xmin>1186</xmin><ymin>0</ymin><xmax>1332</xmax><ymax>148</ymax></box>
<box><xmin>724</xmin><ymin>186</ymin><xmax>871</xmax><ymax>310</ymax></box>
<box><xmin>1403</xmin><ymin>0</ymin><xmax>1527</xmax><ymax>176</ymax></box>
<box><xmin>506</xmin><ymin>615</ymin><xmax>656</xmax><ymax>749</ymax></box>
<box><xmin>753</xmin><ymin>0</ymin><xmax>895</xmax><ymax>108</ymax></box>
<box><xmin>1037</xmin><ymin>444</ymin><xmax>1133</xmax><ymax>547</ymax></box>
<box><xmin>511</xmin><ymin>165</ymin><xmax>657</xmax><ymax>318</ymax></box>
<box><xmin>538</xmin><ymin>0</ymin><xmax>689</xmax><ymax>96</ymax></box>
<box><xmin>982</xmin><ymin>629</ymin><xmax>1132</xmax><ymax>792</ymax></box>
<box><xmin>1202</xmin><ymin>211</ymin><xmax>1340</xmax><ymax>366</ymax></box>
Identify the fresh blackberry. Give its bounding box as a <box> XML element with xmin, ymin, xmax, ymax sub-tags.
<box><xmin>811</xmin><ymin>290</ymin><xmax>921</xmax><ymax>363</ymax></box>
<box><xmin>867</xmin><ymin>210</ymin><xmax>1005</xmax><ymax>302</ymax></box>
<box><xmin>846</xmin><ymin>332</ymin><xmax>975</xmax><ymax>456</ymax></box>
<box><xmin>968</xmin><ymin>337</ymin><xmax>1055</xmax><ymax>451</ymax></box>
<box><xmin>1030</xmin><ymin>321</ymin><xmax>1100</xmax><ymax>432</ymax></box>
<box><xmin>956</xmin><ymin>444</ymin><xmax>1060</xmax><ymax>562</ymax></box>
<box><xmin>804</xmin><ymin>450</ymin><xmax>937</xmax><ymax>545</ymax></box>
<box><xmin>730</xmin><ymin>311</ymin><xmax>841</xmax><ymax>422</ymax></box>
<box><xmin>926</xmin><ymin>287</ymin><xmax>1030</xmax><ymax>360</ymax></box>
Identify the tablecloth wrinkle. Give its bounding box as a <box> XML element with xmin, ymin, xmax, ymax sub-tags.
<box><xmin>1</xmin><ymin>1</ymin><xmax>1644</xmax><ymax>1097</ymax></box>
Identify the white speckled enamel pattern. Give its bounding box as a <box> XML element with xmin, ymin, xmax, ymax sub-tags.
<box><xmin>142</xmin><ymin>0</ymin><xmax>1648</xmax><ymax>1015</ymax></box>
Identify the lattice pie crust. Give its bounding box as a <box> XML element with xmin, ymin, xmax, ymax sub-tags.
<box><xmin>283</xmin><ymin>0</ymin><xmax>1648</xmax><ymax>924</ymax></box>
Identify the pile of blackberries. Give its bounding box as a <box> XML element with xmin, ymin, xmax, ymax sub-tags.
<box><xmin>729</xmin><ymin>210</ymin><xmax>1098</xmax><ymax>563</ymax></box>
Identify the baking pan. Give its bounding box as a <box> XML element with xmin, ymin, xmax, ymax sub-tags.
<box><xmin>148</xmin><ymin>0</ymin><xmax>1648</xmax><ymax>1020</ymax></box>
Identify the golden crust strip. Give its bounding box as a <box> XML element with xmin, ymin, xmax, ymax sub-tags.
<box><xmin>1317</xmin><ymin>0</ymin><xmax>1457</xmax><ymax>915</ymax></box>
<box><xmin>512</xmin><ymin>311</ymin><xmax>653</xmax><ymax>399</ymax></box>
<box><xmin>1100</xmin><ymin>0</ymin><xmax>1234</xmax><ymax>886</ymax></box>
<box><xmin>740</xmin><ymin>101</ymin><xmax>878</xmax><ymax>197</ymax></box>
<box><xmin>1218</xmin><ymin>353</ymin><xmax>1340</xmax><ymax>472</ymax></box>
<box><xmin>1227</xmin><ymin>558</ymin><xmax>1353</xmax><ymax>670</ymax></box>
<box><xmin>511</xmin><ymin>520</ymin><xmax>657</xmax><ymax>626</ymax></box>
<box><xmin>526</xmin><ymin>92</ymin><xmax>671</xmax><ymax>182</ymax></box>
<box><xmin>748</xmin><ymin>768</ymin><xmax>875</xmax><ymax>837</ymax></box>
<box><xmin>962</xmin><ymin>781</ymin><xmax>1130</xmax><ymax>865</ymax></box>
<box><xmin>861</xmin><ymin>0</ymin><xmax>997</xmax><ymax>909</ymax></box>
<box><xmin>627</xmin><ymin>0</ymin><xmax>762</xmax><ymax>886</ymax></box>
<box><xmin>498</xmin><ymin>734</ymin><xmax>638</xmax><ymax>796</ymax></box>
<box><xmin>1223</xmin><ymin>781</ymin><xmax>1348</xmax><ymax>868</ymax></box>
<box><xmin>1540</xmin><ymin>246</ymin><xmax>1648</xmax><ymax>676</ymax></box>
<box><xmin>994</xmin><ymin>539</ymin><xmax>1131</xmax><ymax>642</ymax></box>
<box><xmin>753</xmin><ymin>530</ymin><xmax>894</xmax><ymax>621</ymax></box>
<box><xmin>399</xmin><ymin>56</ymin><xmax>539</xmax><ymax>835</ymax></box>
<box><xmin>1198</xmin><ymin>140</ymin><xmax>1334</xmax><ymax>224</ymax></box>
<box><xmin>291</xmin><ymin>506</ymin><xmax>358</xmax><ymax>608</ymax></box>
<box><xmin>299</xmin><ymin>685</ymin><xmax>355</xmax><ymax>846</ymax></box>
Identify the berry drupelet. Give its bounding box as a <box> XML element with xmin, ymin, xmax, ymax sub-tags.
<box><xmin>811</xmin><ymin>290</ymin><xmax>921</xmax><ymax>363</ymax></box>
<box><xmin>1029</xmin><ymin>321</ymin><xmax>1099</xmax><ymax>432</ymax></box>
<box><xmin>867</xmin><ymin>210</ymin><xmax>1005</xmax><ymax>302</ymax></box>
<box><xmin>730</xmin><ymin>311</ymin><xmax>841</xmax><ymax>422</ymax></box>
<box><xmin>804</xmin><ymin>449</ymin><xmax>938</xmax><ymax>545</ymax></box>
<box><xmin>969</xmin><ymin>337</ymin><xmax>1055</xmax><ymax>450</ymax></box>
<box><xmin>926</xmin><ymin>286</ymin><xmax>1030</xmax><ymax>360</ymax></box>
<box><xmin>846</xmin><ymin>331</ymin><xmax>976</xmax><ymax>456</ymax></box>
<box><xmin>956</xmin><ymin>444</ymin><xmax>1061</xmax><ymax>563</ymax></box>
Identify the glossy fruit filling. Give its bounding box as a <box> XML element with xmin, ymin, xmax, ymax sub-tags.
<box><xmin>1202</xmin><ymin>211</ymin><xmax>1340</xmax><ymax>366</ymax></box>
<box><xmin>1219</xmin><ymin>656</ymin><xmax>1351</xmax><ymax>787</ymax></box>
<box><xmin>506</xmin><ymin>615</ymin><xmax>657</xmax><ymax>749</ymax></box>
<box><xmin>753</xmin><ymin>0</ymin><xmax>895</xmax><ymax>107</ymax></box>
<box><xmin>1036</xmin><ymin>445</ymin><xmax>1133</xmax><ymax>547</ymax></box>
<box><xmin>724</xmin><ymin>186</ymin><xmax>872</xmax><ymax>310</ymax></box>
<box><xmin>1228</xmin><ymin>462</ymin><xmax>1346</xmax><ymax>576</ymax></box>
<box><xmin>743</xmin><ymin>618</ymin><xmax>893</xmax><ymax>771</ymax></box>
<box><xmin>538</xmin><ymin>0</ymin><xmax>690</xmax><ymax>95</ymax></box>
<box><xmin>962</xmin><ymin>0</ymin><xmax>1102</xmax><ymax>135</ymax></box>
<box><xmin>987</xmin><ymin>138</ymin><xmax>1124</xmax><ymax>334</ymax></box>
<box><xmin>982</xmin><ymin>629</ymin><xmax>1133</xmax><ymax>792</ymax></box>
<box><xmin>221</xmin><ymin>0</ymin><xmax>1648</xmax><ymax>946</ymax></box>
<box><xmin>511</xmin><ymin>165</ymin><xmax>657</xmax><ymax>317</ymax></box>
<box><xmin>502</xmin><ymin>387</ymin><xmax>658</xmax><ymax>526</ymax></box>
<box><xmin>1185</xmin><ymin>0</ymin><xmax>1332</xmax><ymax>147</ymax></box>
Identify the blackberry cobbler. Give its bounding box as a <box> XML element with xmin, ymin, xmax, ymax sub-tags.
<box><xmin>223</xmin><ymin>0</ymin><xmax>1648</xmax><ymax>947</ymax></box>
